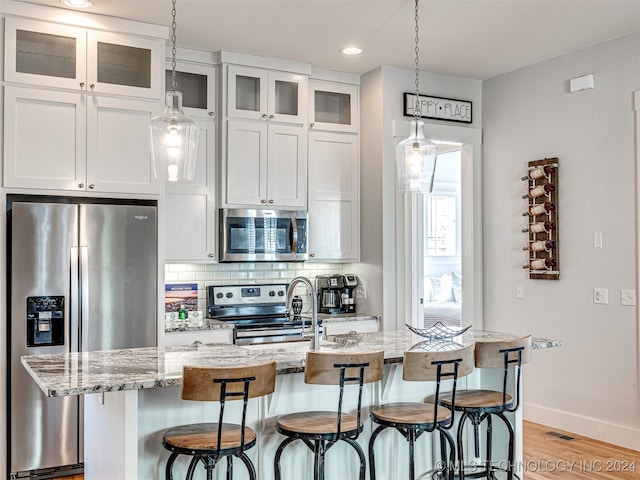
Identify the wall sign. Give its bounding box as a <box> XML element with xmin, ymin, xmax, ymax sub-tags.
<box><xmin>403</xmin><ymin>93</ymin><xmax>472</xmax><ymax>124</ymax></box>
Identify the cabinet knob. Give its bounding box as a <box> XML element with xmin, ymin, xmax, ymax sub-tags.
<box><xmin>208</xmin><ymin>253</ymin><xmax>215</xmax><ymax>258</ymax></box>
<box><xmin>78</xmin><ymin>183</ymin><xmax>84</xmax><ymax>189</ymax></box>
<box><xmin>89</xmin><ymin>184</ymin><xmax>95</xmax><ymax>190</ymax></box>
<box><xmin>261</xmin><ymin>199</ymin><xmax>267</xmax><ymax>204</ymax></box>
<box><xmin>261</xmin><ymin>114</ymin><xmax>268</xmax><ymax>119</ymax></box>
<box><xmin>80</xmin><ymin>82</ymin><xmax>85</xmax><ymax>89</ymax></box>
<box><xmin>268</xmin><ymin>199</ymin><xmax>274</xmax><ymax>204</ymax></box>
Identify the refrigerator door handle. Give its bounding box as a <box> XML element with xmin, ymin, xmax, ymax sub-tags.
<box><xmin>70</xmin><ymin>247</ymin><xmax>79</xmax><ymax>353</ymax></box>
<box><xmin>80</xmin><ymin>245</ymin><xmax>89</xmax><ymax>351</ymax></box>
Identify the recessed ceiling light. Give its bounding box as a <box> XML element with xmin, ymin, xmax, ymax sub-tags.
<box><xmin>63</xmin><ymin>0</ymin><xmax>93</xmax><ymax>8</ymax></box>
<box><xmin>341</xmin><ymin>47</ymin><xmax>363</xmax><ymax>56</ymax></box>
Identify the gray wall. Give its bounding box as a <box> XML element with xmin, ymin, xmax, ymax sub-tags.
<box><xmin>483</xmin><ymin>32</ymin><xmax>640</xmax><ymax>449</ymax></box>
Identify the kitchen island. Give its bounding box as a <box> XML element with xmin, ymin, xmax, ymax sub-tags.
<box><xmin>22</xmin><ymin>330</ymin><xmax>559</xmax><ymax>480</ymax></box>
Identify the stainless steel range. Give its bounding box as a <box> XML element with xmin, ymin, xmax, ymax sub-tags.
<box><xmin>207</xmin><ymin>283</ymin><xmax>321</xmax><ymax>345</ymax></box>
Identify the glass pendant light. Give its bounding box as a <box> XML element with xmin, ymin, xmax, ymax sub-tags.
<box><xmin>149</xmin><ymin>0</ymin><xmax>198</xmax><ymax>182</ymax></box>
<box><xmin>396</xmin><ymin>0</ymin><xmax>438</xmax><ymax>194</ymax></box>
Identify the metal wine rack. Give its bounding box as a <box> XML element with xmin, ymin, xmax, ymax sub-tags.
<box><xmin>522</xmin><ymin>157</ymin><xmax>559</xmax><ymax>280</ymax></box>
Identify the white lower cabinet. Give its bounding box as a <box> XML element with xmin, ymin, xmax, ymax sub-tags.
<box><xmin>307</xmin><ymin>131</ymin><xmax>359</xmax><ymax>261</ymax></box>
<box><xmin>323</xmin><ymin>318</ymin><xmax>379</xmax><ymax>336</ymax></box>
<box><xmin>164</xmin><ymin>119</ymin><xmax>216</xmax><ymax>262</ymax></box>
<box><xmin>162</xmin><ymin>329</ymin><xmax>233</xmax><ymax>346</ymax></box>
<box><xmin>3</xmin><ymin>85</ymin><xmax>160</xmax><ymax>194</ymax></box>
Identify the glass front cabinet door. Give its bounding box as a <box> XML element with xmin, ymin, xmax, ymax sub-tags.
<box><xmin>5</xmin><ymin>17</ymin><xmax>163</xmax><ymax>99</ymax></box>
<box><xmin>226</xmin><ymin>64</ymin><xmax>307</xmax><ymax>124</ymax></box>
<box><xmin>308</xmin><ymin>80</ymin><xmax>358</xmax><ymax>133</ymax></box>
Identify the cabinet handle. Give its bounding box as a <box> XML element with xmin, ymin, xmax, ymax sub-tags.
<box><xmin>80</xmin><ymin>82</ymin><xmax>85</xmax><ymax>89</ymax></box>
<box><xmin>89</xmin><ymin>184</ymin><xmax>95</xmax><ymax>190</ymax></box>
<box><xmin>78</xmin><ymin>183</ymin><xmax>84</xmax><ymax>189</ymax></box>
<box><xmin>261</xmin><ymin>114</ymin><xmax>268</xmax><ymax>119</ymax></box>
<box><xmin>208</xmin><ymin>253</ymin><xmax>214</xmax><ymax>258</ymax></box>
<box><xmin>261</xmin><ymin>199</ymin><xmax>267</xmax><ymax>204</ymax></box>
<box><xmin>90</xmin><ymin>84</ymin><xmax>95</xmax><ymax>91</ymax></box>
<box><xmin>268</xmin><ymin>199</ymin><xmax>274</xmax><ymax>204</ymax></box>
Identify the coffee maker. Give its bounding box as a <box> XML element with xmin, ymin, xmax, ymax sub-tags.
<box><xmin>316</xmin><ymin>274</ymin><xmax>359</xmax><ymax>314</ymax></box>
<box><xmin>341</xmin><ymin>274</ymin><xmax>358</xmax><ymax>313</ymax></box>
<box><xmin>316</xmin><ymin>274</ymin><xmax>344</xmax><ymax>314</ymax></box>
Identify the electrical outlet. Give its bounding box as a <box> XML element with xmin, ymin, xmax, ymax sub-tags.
<box><xmin>593</xmin><ymin>288</ymin><xmax>608</xmax><ymax>304</ymax></box>
<box><xmin>355</xmin><ymin>286</ymin><xmax>367</xmax><ymax>299</ymax></box>
<box><xmin>621</xmin><ymin>289</ymin><xmax>636</xmax><ymax>306</ymax></box>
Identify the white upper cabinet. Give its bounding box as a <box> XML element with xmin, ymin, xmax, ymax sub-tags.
<box><xmin>307</xmin><ymin>131</ymin><xmax>359</xmax><ymax>262</ymax></box>
<box><xmin>227</xmin><ymin>65</ymin><xmax>307</xmax><ymax>124</ymax></box>
<box><xmin>4</xmin><ymin>17</ymin><xmax>164</xmax><ymax>99</ymax></box>
<box><xmin>3</xmin><ymin>85</ymin><xmax>160</xmax><ymax>194</ymax></box>
<box><xmin>309</xmin><ymin>80</ymin><xmax>359</xmax><ymax>133</ymax></box>
<box><xmin>164</xmin><ymin>58</ymin><xmax>217</xmax><ymax>262</ymax></box>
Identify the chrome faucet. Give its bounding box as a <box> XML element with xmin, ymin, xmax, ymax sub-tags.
<box><xmin>286</xmin><ymin>276</ymin><xmax>320</xmax><ymax>351</ymax></box>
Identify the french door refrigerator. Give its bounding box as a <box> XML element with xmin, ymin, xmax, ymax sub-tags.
<box><xmin>7</xmin><ymin>195</ymin><xmax>158</xmax><ymax>477</ymax></box>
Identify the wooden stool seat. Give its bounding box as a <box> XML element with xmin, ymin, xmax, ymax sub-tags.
<box><xmin>274</xmin><ymin>350</ymin><xmax>384</xmax><ymax>480</ymax></box>
<box><xmin>163</xmin><ymin>422</ymin><xmax>257</xmax><ymax>453</ymax></box>
<box><xmin>371</xmin><ymin>402</ymin><xmax>452</xmax><ymax>426</ymax></box>
<box><xmin>276</xmin><ymin>411</ymin><xmax>360</xmax><ymax>436</ymax></box>
<box><xmin>432</xmin><ymin>390</ymin><xmax>514</xmax><ymax>410</ymax></box>
<box><xmin>369</xmin><ymin>345</ymin><xmax>475</xmax><ymax>480</ymax></box>
<box><xmin>162</xmin><ymin>362</ymin><xmax>276</xmax><ymax>480</ymax></box>
<box><xmin>449</xmin><ymin>335</ymin><xmax>532</xmax><ymax>480</ymax></box>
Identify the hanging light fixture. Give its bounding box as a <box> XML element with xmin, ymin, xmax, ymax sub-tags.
<box><xmin>149</xmin><ymin>0</ymin><xmax>198</xmax><ymax>182</ymax></box>
<box><xmin>396</xmin><ymin>0</ymin><xmax>438</xmax><ymax>194</ymax></box>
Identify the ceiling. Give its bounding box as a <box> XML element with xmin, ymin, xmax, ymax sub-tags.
<box><xmin>16</xmin><ymin>0</ymin><xmax>640</xmax><ymax>80</ymax></box>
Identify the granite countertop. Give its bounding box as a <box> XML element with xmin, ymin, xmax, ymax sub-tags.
<box><xmin>22</xmin><ymin>329</ymin><xmax>560</xmax><ymax>398</ymax></box>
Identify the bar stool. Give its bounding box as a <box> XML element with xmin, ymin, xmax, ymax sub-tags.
<box><xmin>438</xmin><ymin>335</ymin><xmax>532</xmax><ymax>480</ymax></box>
<box><xmin>274</xmin><ymin>350</ymin><xmax>384</xmax><ymax>480</ymax></box>
<box><xmin>162</xmin><ymin>361</ymin><xmax>276</xmax><ymax>480</ymax></box>
<box><xmin>368</xmin><ymin>344</ymin><xmax>475</xmax><ymax>480</ymax></box>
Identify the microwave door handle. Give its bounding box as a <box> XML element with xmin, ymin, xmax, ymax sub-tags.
<box><xmin>291</xmin><ymin>217</ymin><xmax>298</xmax><ymax>253</ymax></box>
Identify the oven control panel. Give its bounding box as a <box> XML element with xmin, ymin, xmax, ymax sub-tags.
<box><xmin>209</xmin><ymin>284</ymin><xmax>288</xmax><ymax>307</ymax></box>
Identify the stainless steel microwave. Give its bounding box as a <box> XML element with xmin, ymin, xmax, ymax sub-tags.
<box><xmin>220</xmin><ymin>209</ymin><xmax>308</xmax><ymax>262</ymax></box>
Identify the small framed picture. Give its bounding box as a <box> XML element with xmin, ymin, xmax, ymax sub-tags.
<box><xmin>403</xmin><ymin>93</ymin><xmax>472</xmax><ymax>124</ymax></box>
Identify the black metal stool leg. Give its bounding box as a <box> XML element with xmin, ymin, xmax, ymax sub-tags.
<box><xmin>238</xmin><ymin>451</ymin><xmax>257</xmax><ymax>480</ymax></box>
<box><xmin>274</xmin><ymin>437</ymin><xmax>296</xmax><ymax>480</ymax></box>
<box><xmin>457</xmin><ymin>411</ymin><xmax>470</xmax><ymax>480</ymax></box>
<box><xmin>165</xmin><ymin>451</ymin><xmax>179</xmax><ymax>480</ymax></box>
<box><xmin>368</xmin><ymin>424</ymin><xmax>386</xmax><ymax>480</ymax></box>
<box><xmin>344</xmin><ymin>437</ymin><xmax>367</xmax><ymax>480</ymax></box>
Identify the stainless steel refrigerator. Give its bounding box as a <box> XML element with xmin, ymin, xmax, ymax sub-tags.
<box><xmin>7</xmin><ymin>195</ymin><xmax>158</xmax><ymax>477</ymax></box>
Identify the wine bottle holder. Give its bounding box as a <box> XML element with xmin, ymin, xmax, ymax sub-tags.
<box><xmin>522</xmin><ymin>157</ymin><xmax>559</xmax><ymax>280</ymax></box>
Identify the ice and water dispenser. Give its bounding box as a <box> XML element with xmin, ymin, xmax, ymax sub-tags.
<box><xmin>26</xmin><ymin>296</ymin><xmax>65</xmax><ymax>347</ymax></box>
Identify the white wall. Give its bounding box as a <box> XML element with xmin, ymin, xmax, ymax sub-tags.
<box><xmin>482</xmin><ymin>32</ymin><xmax>640</xmax><ymax>450</ymax></box>
<box><xmin>357</xmin><ymin>66</ymin><xmax>482</xmax><ymax>329</ymax></box>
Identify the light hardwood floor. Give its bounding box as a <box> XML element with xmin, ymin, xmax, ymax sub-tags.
<box><xmin>64</xmin><ymin>421</ymin><xmax>640</xmax><ymax>479</ymax></box>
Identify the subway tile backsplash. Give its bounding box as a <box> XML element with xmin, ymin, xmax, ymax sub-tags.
<box><xmin>164</xmin><ymin>262</ymin><xmax>345</xmax><ymax>314</ymax></box>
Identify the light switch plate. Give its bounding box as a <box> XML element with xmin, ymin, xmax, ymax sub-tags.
<box><xmin>593</xmin><ymin>288</ymin><xmax>608</xmax><ymax>304</ymax></box>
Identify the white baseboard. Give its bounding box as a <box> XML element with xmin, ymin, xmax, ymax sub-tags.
<box><xmin>524</xmin><ymin>402</ymin><xmax>640</xmax><ymax>451</ymax></box>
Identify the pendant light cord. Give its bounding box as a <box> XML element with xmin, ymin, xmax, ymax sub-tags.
<box><xmin>170</xmin><ymin>0</ymin><xmax>178</xmax><ymax>93</ymax></box>
<box><xmin>413</xmin><ymin>0</ymin><xmax>421</xmax><ymax>137</ymax></box>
